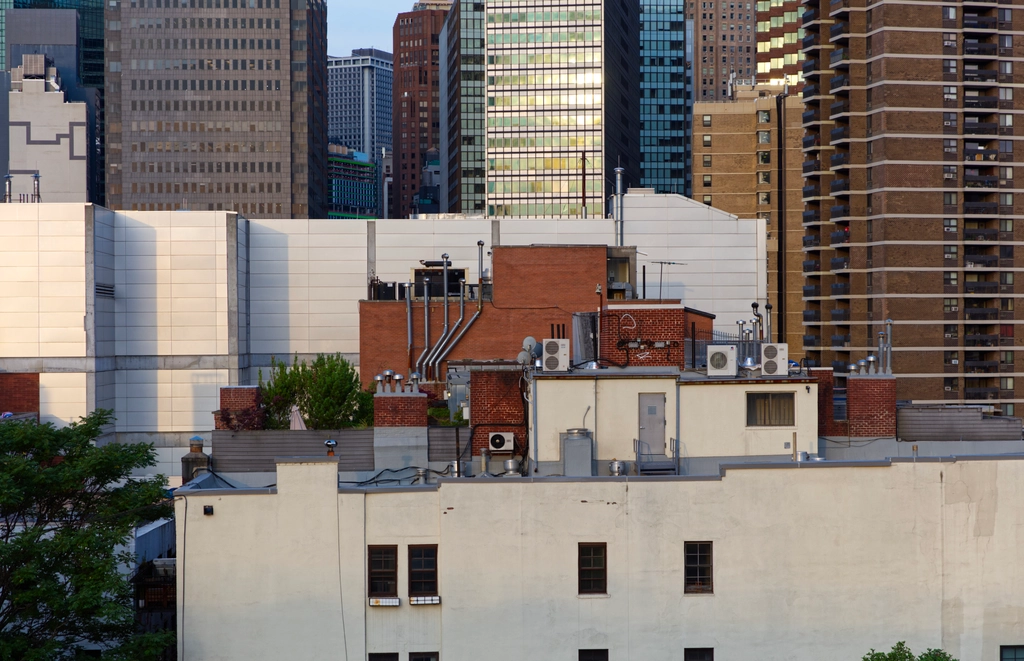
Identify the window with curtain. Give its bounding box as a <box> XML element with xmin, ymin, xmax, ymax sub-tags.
<box><xmin>746</xmin><ymin>393</ymin><xmax>795</xmax><ymax>426</ymax></box>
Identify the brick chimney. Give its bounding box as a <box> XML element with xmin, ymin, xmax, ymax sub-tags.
<box><xmin>373</xmin><ymin>378</ymin><xmax>429</xmax><ymax>427</ymax></box>
<box><xmin>216</xmin><ymin>386</ymin><xmax>263</xmax><ymax>430</ymax></box>
<box><xmin>846</xmin><ymin>374</ymin><xmax>897</xmax><ymax>438</ymax></box>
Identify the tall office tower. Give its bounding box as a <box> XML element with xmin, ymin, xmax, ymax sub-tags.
<box><xmin>802</xmin><ymin>1</ymin><xmax>1024</xmax><ymax>411</ymax></box>
<box><xmin>688</xmin><ymin>0</ymin><xmax>755</xmax><ymax>100</ymax></box>
<box><xmin>692</xmin><ymin>85</ymin><xmax>804</xmax><ymax>353</ymax></box>
<box><xmin>640</xmin><ymin>0</ymin><xmax>692</xmax><ymax>196</ymax></box>
<box><xmin>103</xmin><ymin>0</ymin><xmax>327</xmax><ymax>218</ymax></box>
<box><xmin>392</xmin><ymin>1</ymin><xmax>451</xmax><ymax>218</ymax></box>
<box><xmin>754</xmin><ymin>0</ymin><xmax>803</xmax><ymax>89</ymax></box>
<box><xmin>485</xmin><ymin>0</ymin><xmax>641</xmax><ymax>217</ymax></box>
<box><xmin>6</xmin><ymin>3</ymin><xmax>106</xmax><ymax>203</ymax></box>
<box><xmin>440</xmin><ymin>0</ymin><xmax>485</xmax><ymax>214</ymax></box>
<box><xmin>327</xmin><ymin>49</ymin><xmax>392</xmax><ymax>158</ymax></box>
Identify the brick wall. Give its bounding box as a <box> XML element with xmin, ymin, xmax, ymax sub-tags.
<box><xmin>374</xmin><ymin>392</ymin><xmax>429</xmax><ymax>427</ymax></box>
<box><xmin>216</xmin><ymin>386</ymin><xmax>264</xmax><ymax>431</ymax></box>
<box><xmin>469</xmin><ymin>369</ymin><xmax>527</xmax><ymax>455</ymax></box>
<box><xmin>598</xmin><ymin>306</ymin><xmax>713</xmax><ymax>368</ymax></box>
<box><xmin>847</xmin><ymin>376</ymin><xmax>897</xmax><ymax>438</ymax></box>
<box><xmin>359</xmin><ymin>245</ymin><xmax>608</xmax><ymax>387</ymax></box>
<box><xmin>0</xmin><ymin>373</ymin><xmax>39</xmax><ymax>414</ymax></box>
<box><xmin>809</xmin><ymin>368</ymin><xmax>848</xmax><ymax>437</ymax></box>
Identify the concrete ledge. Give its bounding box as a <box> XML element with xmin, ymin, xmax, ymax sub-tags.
<box><xmin>274</xmin><ymin>456</ymin><xmax>340</xmax><ymax>464</ymax></box>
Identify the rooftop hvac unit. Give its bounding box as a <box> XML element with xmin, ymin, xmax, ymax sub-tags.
<box><xmin>706</xmin><ymin>345</ymin><xmax>738</xmax><ymax>377</ymax></box>
<box><xmin>542</xmin><ymin>338</ymin><xmax>570</xmax><ymax>372</ymax></box>
<box><xmin>488</xmin><ymin>432</ymin><xmax>515</xmax><ymax>454</ymax></box>
<box><xmin>760</xmin><ymin>343</ymin><xmax>790</xmax><ymax>376</ymax></box>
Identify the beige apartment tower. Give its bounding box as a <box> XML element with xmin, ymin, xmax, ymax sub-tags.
<box><xmin>801</xmin><ymin>0</ymin><xmax>1024</xmax><ymax>411</ymax></box>
<box><xmin>103</xmin><ymin>0</ymin><xmax>328</xmax><ymax>218</ymax></box>
<box><xmin>693</xmin><ymin>84</ymin><xmax>805</xmax><ymax>357</ymax></box>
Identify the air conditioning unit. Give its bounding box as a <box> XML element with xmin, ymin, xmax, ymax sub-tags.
<box><xmin>951</xmin><ymin>306</ymin><xmax>959</xmax><ymax>311</ymax></box>
<box><xmin>944</xmin><ymin>226</ymin><xmax>957</xmax><ymax>232</ymax></box>
<box><xmin>943</xmin><ymin>121</ymin><xmax>953</xmax><ymax>126</ymax></box>
<box><xmin>943</xmin><ymin>147</ymin><xmax>956</xmax><ymax>153</ymax></box>
<box><xmin>945</xmin><ymin>333</ymin><xmax>953</xmax><ymax>338</ymax></box>
<box><xmin>944</xmin><ymin>172</ymin><xmax>956</xmax><ymax>179</ymax></box>
<box><xmin>542</xmin><ymin>338</ymin><xmax>570</xmax><ymax>372</ymax></box>
<box><xmin>944</xmin><ymin>386</ymin><xmax>953</xmax><ymax>391</ymax></box>
<box><xmin>761</xmin><ymin>343</ymin><xmax>790</xmax><ymax>376</ymax></box>
<box><xmin>488</xmin><ymin>432</ymin><xmax>516</xmax><ymax>453</ymax></box>
<box><xmin>951</xmin><ymin>359</ymin><xmax>959</xmax><ymax>364</ymax></box>
<box><xmin>706</xmin><ymin>345</ymin><xmax>738</xmax><ymax>377</ymax></box>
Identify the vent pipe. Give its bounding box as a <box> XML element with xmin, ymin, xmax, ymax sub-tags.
<box><xmin>477</xmin><ymin>240</ymin><xmax>485</xmax><ymax>286</ymax></box>
<box><xmin>878</xmin><ymin>331</ymin><xmax>885</xmax><ymax>374</ymax></box>
<box><xmin>751</xmin><ymin>302</ymin><xmax>763</xmax><ymax>341</ymax></box>
<box><xmin>431</xmin><ymin>278</ymin><xmax>465</xmax><ymax>378</ymax></box>
<box><xmin>3</xmin><ymin>174</ymin><xmax>11</xmax><ymax>203</ymax></box>
<box><xmin>31</xmin><ymin>173</ymin><xmax>40</xmax><ymax>203</ymax></box>
<box><xmin>414</xmin><ymin>278</ymin><xmax>431</xmax><ymax>375</ymax></box>
<box><xmin>885</xmin><ymin>318</ymin><xmax>893</xmax><ymax>374</ymax></box>
<box><xmin>405</xmin><ymin>283</ymin><xmax>413</xmax><ymax>372</ymax></box>
<box><xmin>614</xmin><ymin>167</ymin><xmax>625</xmax><ymax>246</ymax></box>
<box><xmin>764</xmin><ymin>302</ymin><xmax>773</xmax><ymax>344</ymax></box>
<box><xmin>423</xmin><ymin>254</ymin><xmax>451</xmax><ymax>379</ymax></box>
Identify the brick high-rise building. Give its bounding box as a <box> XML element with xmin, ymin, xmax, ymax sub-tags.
<box><xmin>801</xmin><ymin>0</ymin><xmax>1024</xmax><ymax>412</ymax></box>
<box><xmin>754</xmin><ymin>0</ymin><xmax>804</xmax><ymax>89</ymax></box>
<box><xmin>692</xmin><ymin>84</ymin><xmax>805</xmax><ymax>356</ymax></box>
<box><xmin>103</xmin><ymin>0</ymin><xmax>328</xmax><ymax>218</ymax></box>
<box><xmin>688</xmin><ymin>0</ymin><xmax>756</xmax><ymax>100</ymax></box>
<box><xmin>392</xmin><ymin>1</ymin><xmax>451</xmax><ymax>218</ymax></box>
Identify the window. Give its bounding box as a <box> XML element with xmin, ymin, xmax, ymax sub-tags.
<box><xmin>1002</xmin><ymin>245</ymin><xmax>1015</xmax><ymax>260</ymax></box>
<box><xmin>410</xmin><ymin>655</ymin><xmax>439</xmax><ymax>661</ymax></box>
<box><xmin>684</xmin><ymin>541</ymin><xmax>713</xmax><ymax>594</ymax></box>
<box><xmin>580</xmin><ymin>652</ymin><xmax>608</xmax><ymax>661</ymax></box>
<box><xmin>1000</xmin><ymin>61</ymin><xmax>1014</xmax><ymax>75</ymax></box>
<box><xmin>757</xmin><ymin>192</ymin><xmax>771</xmax><ymax>205</ymax></box>
<box><xmin>1000</xmin><ymin>87</ymin><xmax>1014</xmax><ymax>101</ymax></box>
<box><xmin>1001</xmin><ymin>377</ymin><xmax>1015</xmax><ymax>391</ymax></box>
<box><xmin>944</xmin><ymin>377</ymin><xmax>959</xmax><ymax>392</ymax></box>
<box><xmin>685</xmin><ymin>650</ymin><xmax>715</xmax><ymax>661</ymax></box>
<box><xmin>1002</xmin><ymin>218</ymin><xmax>1015</xmax><ymax>232</ymax></box>
<box><xmin>944</xmin><ymin>298</ymin><xmax>958</xmax><ymax>312</ymax></box>
<box><xmin>703</xmin><ymin>175</ymin><xmax>712</xmax><ymax>186</ymax></box>
<box><xmin>944</xmin><ymin>245</ymin><xmax>958</xmax><ymax>259</ymax></box>
<box><xmin>703</xmin><ymin>195</ymin><xmax>713</xmax><ymax>205</ymax></box>
<box><xmin>578</xmin><ymin>543</ymin><xmax>607</xmax><ymax>594</ymax></box>
<box><xmin>1003</xmin><ymin>324</ymin><xmax>1015</xmax><ymax>338</ymax></box>
<box><xmin>944</xmin><ymin>272</ymin><xmax>958</xmax><ymax>286</ymax></box>
<box><xmin>943</xmin><ymin>112</ymin><xmax>958</xmax><ymax>127</ymax></box>
<box><xmin>943</xmin><ymin>86</ymin><xmax>957</xmax><ymax>101</ymax></box>
<box><xmin>1002</xmin><ymin>351</ymin><xmax>1015</xmax><ymax>365</ymax></box>
<box><xmin>1005</xmin><ymin>404</ymin><xmax>1016</xmax><ymax>417</ymax></box>
<box><xmin>703</xmin><ymin>155</ymin><xmax>712</xmax><ymax>167</ymax></box>
<box><xmin>757</xmin><ymin>110</ymin><xmax>770</xmax><ymax>123</ymax></box>
<box><xmin>758</xmin><ymin>171</ymin><xmax>770</xmax><ymax>184</ymax></box>
<box><xmin>758</xmin><ymin>151</ymin><xmax>770</xmax><ymax>164</ymax></box>
<box><xmin>945</xmin><ymin>324</ymin><xmax>959</xmax><ymax>338</ymax></box>
<box><xmin>1003</xmin><ymin>299</ymin><xmax>1016</xmax><ymax>312</ymax></box>
<box><xmin>702</xmin><ymin>114</ymin><xmax>712</xmax><ymax>126</ymax></box>
<box><xmin>1001</xmin><ymin>140</ymin><xmax>1014</xmax><ymax>154</ymax></box>
<box><xmin>943</xmin><ymin>59</ymin><xmax>957</xmax><ymax>74</ymax></box>
<box><xmin>1001</xmin><ymin>272</ymin><xmax>1014</xmax><ymax>285</ymax></box>
<box><xmin>942</xmin><ymin>6</ymin><xmax>955</xmax><ymax>19</ymax></box>
<box><xmin>409</xmin><ymin>545</ymin><xmax>438</xmax><ymax>597</ymax></box>
<box><xmin>943</xmin><ymin>192</ymin><xmax>957</xmax><ymax>205</ymax></box>
<box><xmin>368</xmin><ymin>546</ymin><xmax>398</xmax><ymax>597</ymax></box>
<box><xmin>757</xmin><ymin>130</ymin><xmax>770</xmax><ymax>144</ymax></box>
<box><xmin>944</xmin><ymin>351</ymin><xmax>958</xmax><ymax>365</ymax></box>
<box><xmin>369</xmin><ymin>656</ymin><xmax>399</xmax><ymax>661</ymax></box>
<box><xmin>703</xmin><ymin>135</ymin><xmax>712</xmax><ymax>147</ymax></box>
<box><xmin>1001</xmin><ymin>114</ymin><xmax>1015</xmax><ymax>128</ymax></box>
<box><xmin>747</xmin><ymin>392</ymin><xmax>794</xmax><ymax>426</ymax></box>
<box><xmin>1001</xmin><ymin>193</ymin><xmax>1014</xmax><ymax>206</ymax></box>
<box><xmin>1001</xmin><ymin>167</ymin><xmax>1014</xmax><ymax>181</ymax></box>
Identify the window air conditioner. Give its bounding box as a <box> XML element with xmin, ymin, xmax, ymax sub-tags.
<box><xmin>945</xmin><ymin>333</ymin><xmax>953</xmax><ymax>337</ymax></box>
<box><xmin>944</xmin><ymin>121</ymin><xmax>953</xmax><ymax>126</ymax></box>
<box><xmin>951</xmin><ymin>359</ymin><xmax>959</xmax><ymax>364</ymax></box>
<box><xmin>944</xmin><ymin>173</ymin><xmax>956</xmax><ymax>179</ymax></box>
<box><xmin>945</xmin><ymin>386</ymin><xmax>953</xmax><ymax>391</ymax></box>
<box><xmin>488</xmin><ymin>432</ymin><xmax>516</xmax><ymax>453</ymax></box>
<box><xmin>951</xmin><ymin>306</ymin><xmax>959</xmax><ymax>311</ymax></box>
<box><xmin>944</xmin><ymin>226</ymin><xmax>957</xmax><ymax>232</ymax></box>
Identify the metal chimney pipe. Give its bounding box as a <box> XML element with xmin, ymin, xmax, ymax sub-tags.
<box><xmin>424</xmin><ymin>254</ymin><xmax>452</xmax><ymax>379</ymax></box>
<box><xmin>764</xmin><ymin>302</ymin><xmax>773</xmax><ymax>344</ymax></box>
<box><xmin>885</xmin><ymin>318</ymin><xmax>894</xmax><ymax>374</ymax></box>
<box><xmin>3</xmin><ymin>174</ymin><xmax>11</xmax><ymax>203</ymax></box>
<box><xmin>477</xmin><ymin>240</ymin><xmax>485</xmax><ymax>286</ymax></box>
<box><xmin>415</xmin><ymin>278</ymin><xmax>431</xmax><ymax>375</ymax></box>
<box><xmin>405</xmin><ymin>283</ymin><xmax>414</xmax><ymax>371</ymax></box>
<box><xmin>878</xmin><ymin>331</ymin><xmax>885</xmax><ymax>374</ymax></box>
<box><xmin>432</xmin><ymin>279</ymin><xmax>466</xmax><ymax>377</ymax></box>
<box><xmin>751</xmin><ymin>303</ymin><xmax>763</xmax><ymax>341</ymax></box>
<box><xmin>614</xmin><ymin>167</ymin><xmax>625</xmax><ymax>247</ymax></box>
<box><xmin>32</xmin><ymin>173</ymin><xmax>40</xmax><ymax>203</ymax></box>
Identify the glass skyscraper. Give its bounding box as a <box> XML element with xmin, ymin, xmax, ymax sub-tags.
<box><xmin>639</xmin><ymin>0</ymin><xmax>692</xmax><ymax>196</ymax></box>
<box><xmin>483</xmin><ymin>0</ymin><xmax>640</xmax><ymax>217</ymax></box>
<box><xmin>441</xmin><ymin>0</ymin><xmax>486</xmax><ymax>214</ymax></box>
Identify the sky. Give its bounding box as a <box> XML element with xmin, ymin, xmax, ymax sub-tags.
<box><xmin>329</xmin><ymin>0</ymin><xmax>410</xmax><ymax>58</ymax></box>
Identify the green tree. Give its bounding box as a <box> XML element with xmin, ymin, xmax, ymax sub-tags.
<box><xmin>863</xmin><ymin>642</ymin><xmax>959</xmax><ymax>661</ymax></box>
<box><xmin>259</xmin><ymin>353</ymin><xmax>372</xmax><ymax>430</ymax></box>
<box><xmin>0</xmin><ymin>410</ymin><xmax>173</xmax><ymax>660</ymax></box>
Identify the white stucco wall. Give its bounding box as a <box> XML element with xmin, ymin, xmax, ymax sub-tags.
<box><xmin>175</xmin><ymin>458</ymin><xmax>1024</xmax><ymax>661</ymax></box>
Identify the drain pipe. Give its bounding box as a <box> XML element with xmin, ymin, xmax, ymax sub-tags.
<box><xmin>415</xmin><ymin>278</ymin><xmax>431</xmax><ymax>375</ymax></box>
<box><xmin>405</xmin><ymin>282</ymin><xmax>413</xmax><ymax>373</ymax></box>
<box><xmin>423</xmin><ymin>254</ymin><xmax>451</xmax><ymax>379</ymax></box>
<box><xmin>432</xmin><ymin>279</ymin><xmax>466</xmax><ymax>378</ymax></box>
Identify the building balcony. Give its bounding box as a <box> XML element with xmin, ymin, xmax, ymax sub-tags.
<box><xmin>803</xmin><ymin>210</ymin><xmax>821</xmax><ymax>224</ymax></box>
<box><xmin>803</xmin><ymin>33</ymin><xmax>821</xmax><ymax>49</ymax></box>
<box><xmin>803</xmin><ymin>285</ymin><xmax>822</xmax><ymax>297</ymax></box>
<box><xmin>965</xmin><ymin>388</ymin><xmax>999</xmax><ymax>400</ymax></box>
<box><xmin>831</xmin><ymin>360</ymin><xmax>850</xmax><ymax>372</ymax></box>
<box><xmin>803</xmin><ymin>134</ymin><xmax>821</xmax><ymax>149</ymax></box>
<box><xmin>829</xmin><ymin>0</ymin><xmax>849</xmax><ymax>12</ymax></box>
<box><xmin>964</xmin><ymin>69</ymin><xmax>998</xmax><ymax>83</ymax></box>
<box><xmin>829</xmin><ymin>75</ymin><xmax>851</xmax><ymax>92</ymax></box>
<box><xmin>802</xmin><ymin>7</ymin><xmax>819</xmax><ymax>24</ymax></box>
<box><xmin>829</xmin><ymin>23</ymin><xmax>849</xmax><ymax>41</ymax></box>
<box><xmin>965</xmin><ymin>307</ymin><xmax>999</xmax><ymax>320</ymax></box>
<box><xmin>829</xmin><ymin>47</ymin><xmax>850</xmax><ymax>65</ymax></box>
<box><xmin>964</xmin><ymin>201</ymin><xmax>998</xmax><ymax>213</ymax></box>
<box><xmin>803</xmin><ymin>260</ymin><xmax>822</xmax><ymax>273</ymax></box>
<box><xmin>965</xmin><ymin>253</ymin><xmax>999</xmax><ymax>266</ymax></box>
<box><xmin>964</xmin><ymin>227</ymin><xmax>998</xmax><ymax>240</ymax></box>
<box><xmin>965</xmin><ymin>333</ymin><xmax>999</xmax><ymax>346</ymax></box>
<box><xmin>963</xmin><ymin>15</ymin><xmax>997</xmax><ymax>30</ymax></box>
<box><xmin>830</xmin><ymin>125</ymin><xmax>850</xmax><ymax>141</ymax></box>
<box><xmin>965</xmin><ymin>281</ymin><xmax>999</xmax><ymax>294</ymax></box>
<box><xmin>831</xmin><ymin>204</ymin><xmax>851</xmax><ymax>219</ymax></box>
<box><xmin>830</xmin><ymin>308</ymin><xmax>850</xmax><ymax>322</ymax></box>
<box><xmin>830</xmin><ymin>257</ymin><xmax>850</xmax><ymax>271</ymax></box>
<box><xmin>831</xmin><ymin>334</ymin><xmax>852</xmax><ymax>347</ymax></box>
<box><xmin>965</xmin><ymin>149</ymin><xmax>999</xmax><ymax>162</ymax></box>
<box><xmin>830</xmin><ymin>100</ymin><xmax>850</xmax><ymax>116</ymax></box>
<box><xmin>965</xmin><ymin>174</ymin><xmax>999</xmax><ymax>187</ymax></box>
<box><xmin>964</xmin><ymin>122</ymin><xmax>998</xmax><ymax>135</ymax></box>
<box><xmin>803</xmin><ymin>159</ymin><xmax>822</xmax><ymax>174</ymax></box>
<box><xmin>803</xmin><ymin>84</ymin><xmax>821</xmax><ymax>100</ymax></box>
<box><xmin>831</xmin><ymin>152</ymin><xmax>851</xmax><ymax>168</ymax></box>
<box><xmin>802</xmin><ymin>59</ymin><xmax>817</xmax><ymax>76</ymax></box>
<box><xmin>964</xmin><ymin>96</ymin><xmax>998</xmax><ymax>109</ymax></box>
<box><xmin>831</xmin><ymin>282</ymin><xmax>851</xmax><ymax>295</ymax></box>
<box><xmin>803</xmin><ymin>234</ymin><xmax>821</xmax><ymax>248</ymax></box>
<box><xmin>830</xmin><ymin>230</ymin><xmax>850</xmax><ymax>245</ymax></box>
<box><xmin>804</xmin><ymin>309</ymin><xmax>821</xmax><ymax>322</ymax></box>
<box><xmin>964</xmin><ymin>359</ymin><xmax>999</xmax><ymax>370</ymax></box>
<box><xmin>803</xmin><ymin>185</ymin><xmax>823</xmax><ymax>198</ymax></box>
<box><xmin>803</xmin><ymin>334</ymin><xmax>821</xmax><ymax>347</ymax></box>
<box><xmin>830</xmin><ymin>178</ymin><xmax>851</xmax><ymax>193</ymax></box>
<box><xmin>964</xmin><ymin>42</ymin><xmax>998</xmax><ymax>56</ymax></box>
<box><xmin>803</xmin><ymin>109</ymin><xmax>821</xmax><ymax>124</ymax></box>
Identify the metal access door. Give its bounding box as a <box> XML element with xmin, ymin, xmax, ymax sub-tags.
<box><xmin>638</xmin><ymin>393</ymin><xmax>667</xmax><ymax>453</ymax></box>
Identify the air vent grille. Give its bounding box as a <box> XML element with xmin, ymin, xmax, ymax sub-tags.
<box><xmin>95</xmin><ymin>283</ymin><xmax>115</xmax><ymax>299</ymax></box>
